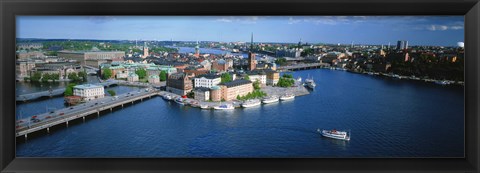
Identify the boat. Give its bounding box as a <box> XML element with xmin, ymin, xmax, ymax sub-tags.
<box><xmin>262</xmin><ymin>95</ymin><xmax>279</xmax><ymax>104</ymax></box>
<box><xmin>317</xmin><ymin>129</ymin><xmax>350</xmax><ymax>141</ymax></box>
<box><xmin>213</xmin><ymin>104</ymin><xmax>234</xmax><ymax>110</ymax></box>
<box><xmin>435</xmin><ymin>80</ymin><xmax>451</xmax><ymax>85</ymax></box>
<box><xmin>200</xmin><ymin>104</ymin><xmax>209</xmax><ymax>109</ymax></box>
<box><xmin>304</xmin><ymin>76</ymin><xmax>316</xmax><ymax>89</ymax></box>
<box><xmin>174</xmin><ymin>98</ymin><xmax>185</xmax><ymax>105</ymax></box>
<box><xmin>280</xmin><ymin>93</ymin><xmax>295</xmax><ymax>101</ymax></box>
<box><xmin>242</xmin><ymin>99</ymin><xmax>261</xmax><ymax>108</ymax></box>
<box><xmin>163</xmin><ymin>94</ymin><xmax>172</xmax><ymax>100</ymax></box>
<box><xmin>297</xmin><ymin>77</ymin><xmax>302</xmax><ymax>82</ymax></box>
<box><xmin>231</xmin><ymin>49</ymin><xmax>240</xmax><ymax>53</ymax></box>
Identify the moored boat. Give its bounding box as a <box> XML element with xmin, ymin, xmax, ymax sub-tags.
<box><xmin>317</xmin><ymin>129</ymin><xmax>350</xmax><ymax>141</ymax></box>
<box><xmin>163</xmin><ymin>94</ymin><xmax>173</xmax><ymax>100</ymax></box>
<box><xmin>242</xmin><ymin>99</ymin><xmax>261</xmax><ymax>108</ymax></box>
<box><xmin>213</xmin><ymin>104</ymin><xmax>234</xmax><ymax>110</ymax></box>
<box><xmin>174</xmin><ymin>98</ymin><xmax>185</xmax><ymax>105</ymax></box>
<box><xmin>262</xmin><ymin>95</ymin><xmax>279</xmax><ymax>104</ymax></box>
<box><xmin>280</xmin><ymin>93</ymin><xmax>295</xmax><ymax>101</ymax></box>
<box><xmin>200</xmin><ymin>104</ymin><xmax>209</xmax><ymax>109</ymax></box>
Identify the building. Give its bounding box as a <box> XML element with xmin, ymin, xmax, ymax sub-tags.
<box><xmin>17</xmin><ymin>43</ymin><xmax>43</xmax><ymax>50</ymax></box>
<box><xmin>265</xmin><ymin>69</ymin><xmax>280</xmax><ymax>86</ymax></box>
<box><xmin>16</xmin><ymin>61</ymin><xmax>36</xmax><ymax>81</ymax></box>
<box><xmin>210</xmin><ymin>86</ymin><xmax>222</xmax><ymax>102</ymax></box>
<box><xmin>16</xmin><ymin>50</ymin><xmax>45</xmax><ymax>59</ymax></box>
<box><xmin>127</xmin><ymin>73</ymin><xmax>139</xmax><ymax>82</ymax></box>
<box><xmin>29</xmin><ymin>62</ymin><xmax>83</xmax><ymax>80</ymax></box>
<box><xmin>194</xmin><ymin>41</ymin><xmax>200</xmax><ymax>58</ymax></box>
<box><xmin>58</xmin><ymin>50</ymin><xmax>125</xmax><ymax>66</ymax></box>
<box><xmin>219</xmin><ymin>79</ymin><xmax>253</xmax><ymax>101</ymax></box>
<box><xmin>143</xmin><ymin>42</ymin><xmax>149</xmax><ymax>58</ymax></box>
<box><xmin>212</xmin><ymin>59</ymin><xmax>228</xmax><ymax>72</ymax></box>
<box><xmin>248</xmin><ymin>33</ymin><xmax>257</xmax><ymax>71</ymax></box>
<box><xmin>166</xmin><ymin>73</ymin><xmax>193</xmax><ymax>96</ymax></box>
<box><xmin>73</xmin><ymin>84</ymin><xmax>105</xmax><ymax>101</ymax></box>
<box><xmin>194</xmin><ymin>74</ymin><xmax>221</xmax><ymax>88</ymax></box>
<box><xmin>275</xmin><ymin>49</ymin><xmax>302</xmax><ymax>58</ymax></box>
<box><xmin>194</xmin><ymin>87</ymin><xmax>210</xmax><ymax>101</ymax></box>
<box><xmin>396</xmin><ymin>40</ymin><xmax>408</xmax><ymax>50</ymax></box>
<box><xmin>148</xmin><ymin>75</ymin><xmax>160</xmax><ymax>84</ymax></box>
<box><xmin>246</xmin><ymin>70</ymin><xmax>267</xmax><ymax>86</ymax></box>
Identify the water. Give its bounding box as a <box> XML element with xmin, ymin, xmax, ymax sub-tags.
<box><xmin>16</xmin><ymin>76</ymin><xmax>100</xmax><ymax>95</ymax></box>
<box><xmin>15</xmin><ymin>69</ymin><xmax>464</xmax><ymax>157</ymax></box>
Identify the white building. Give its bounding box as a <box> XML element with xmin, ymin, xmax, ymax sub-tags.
<box><xmin>248</xmin><ymin>74</ymin><xmax>267</xmax><ymax>86</ymax></box>
<box><xmin>73</xmin><ymin>84</ymin><xmax>104</xmax><ymax>101</ymax></box>
<box><xmin>127</xmin><ymin>73</ymin><xmax>139</xmax><ymax>82</ymax></box>
<box><xmin>148</xmin><ymin>75</ymin><xmax>160</xmax><ymax>84</ymax></box>
<box><xmin>194</xmin><ymin>74</ymin><xmax>221</xmax><ymax>88</ymax></box>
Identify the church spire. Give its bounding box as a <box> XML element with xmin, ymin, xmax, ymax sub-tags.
<box><xmin>250</xmin><ymin>32</ymin><xmax>254</xmax><ymax>51</ymax></box>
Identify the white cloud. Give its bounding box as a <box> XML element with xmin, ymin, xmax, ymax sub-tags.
<box><xmin>215</xmin><ymin>16</ymin><xmax>261</xmax><ymax>24</ymax></box>
<box><xmin>426</xmin><ymin>24</ymin><xmax>463</xmax><ymax>31</ymax></box>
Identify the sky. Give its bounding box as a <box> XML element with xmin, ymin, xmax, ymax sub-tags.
<box><xmin>17</xmin><ymin>16</ymin><xmax>464</xmax><ymax>46</ymax></box>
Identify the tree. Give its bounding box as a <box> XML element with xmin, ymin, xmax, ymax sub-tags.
<box><xmin>159</xmin><ymin>70</ymin><xmax>167</xmax><ymax>81</ymax></box>
<box><xmin>68</xmin><ymin>72</ymin><xmax>81</xmax><ymax>82</ymax></box>
<box><xmin>41</xmin><ymin>73</ymin><xmax>51</xmax><ymax>82</ymax></box>
<box><xmin>64</xmin><ymin>83</ymin><xmax>76</xmax><ymax>96</ymax></box>
<box><xmin>30</xmin><ymin>72</ymin><xmax>42</xmax><ymax>82</ymax></box>
<box><xmin>51</xmin><ymin>73</ymin><xmax>60</xmax><ymax>82</ymax></box>
<box><xmin>244</xmin><ymin>75</ymin><xmax>250</xmax><ymax>81</ymax></box>
<box><xmin>102</xmin><ymin>68</ymin><xmax>112</xmax><ymax>79</ymax></box>
<box><xmin>78</xmin><ymin>69</ymin><xmax>87</xmax><ymax>81</ymax></box>
<box><xmin>275</xmin><ymin>57</ymin><xmax>287</xmax><ymax>66</ymax></box>
<box><xmin>277</xmin><ymin>76</ymin><xmax>295</xmax><ymax>87</ymax></box>
<box><xmin>253</xmin><ymin>80</ymin><xmax>261</xmax><ymax>90</ymax></box>
<box><xmin>135</xmin><ymin>68</ymin><xmax>147</xmax><ymax>79</ymax></box>
<box><xmin>187</xmin><ymin>91</ymin><xmax>194</xmax><ymax>98</ymax></box>
<box><xmin>107</xmin><ymin>89</ymin><xmax>116</xmax><ymax>96</ymax></box>
<box><xmin>221</xmin><ymin>73</ymin><xmax>232</xmax><ymax>83</ymax></box>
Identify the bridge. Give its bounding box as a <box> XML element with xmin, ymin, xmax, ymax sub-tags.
<box><xmin>277</xmin><ymin>63</ymin><xmax>330</xmax><ymax>72</ymax></box>
<box><xmin>16</xmin><ymin>90</ymin><xmax>160</xmax><ymax>138</ymax></box>
<box><xmin>84</xmin><ymin>65</ymin><xmax>99</xmax><ymax>75</ymax></box>
<box><xmin>16</xmin><ymin>81</ymin><xmax>121</xmax><ymax>102</ymax></box>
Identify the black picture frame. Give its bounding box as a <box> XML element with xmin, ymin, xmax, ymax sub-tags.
<box><xmin>1</xmin><ymin>0</ymin><xmax>479</xmax><ymax>172</ymax></box>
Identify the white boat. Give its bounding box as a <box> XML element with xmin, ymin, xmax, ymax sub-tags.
<box><xmin>242</xmin><ymin>99</ymin><xmax>261</xmax><ymax>108</ymax></box>
<box><xmin>317</xmin><ymin>129</ymin><xmax>350</xmax><ymax>141</ymax></box>
<box><xmin>200</xmin><ymin>104</ymin><xmax>209</xmax><ymax>109</ymax></box>
<box><xmin>305</xmin><ymin>78</ymin><xmax>316</xmax><ymax>89</ymax></box>
<box><xmin>435</xmin><ymin>80</ymin><xmax>451</xmax><ymax>85</ymax></box>
<box><xmin>163</xmin><ymin>94</ymin><xmax>172</xmax><ymax>100</ymax></box>
<box><xmin>174</xmin><ymin>98</ymin><xmax>185</xmax><ymax>105</ymax></box>
<box><xmin>280</xmin><ymin>93</ymin><xmax>295</xmax><ymax>101</ymax></box>
<box><xmin>262</xmin><ymin>96</ymin><xmax>279</xmax><ymax>104</ymax></box>
<box><xmin>213</xmin><ymin>104</ymin><xmax>234</xmax><ymax>110</ymax></box>
<box><xmin>297</xmin><ymin>77</ymin><xmax>302</xmax><ymax>82</ymax></box>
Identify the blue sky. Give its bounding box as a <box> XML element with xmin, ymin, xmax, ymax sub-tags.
<box><xmin>17</xmin><ymin>16</ymin><xmax>464</xmax><ymax>46</ymax></box>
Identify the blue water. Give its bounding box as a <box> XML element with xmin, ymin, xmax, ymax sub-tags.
<box><xmin>16</xmin><ymin>69</ymin><xmax>464</xmax><ymax>157</ymax></box>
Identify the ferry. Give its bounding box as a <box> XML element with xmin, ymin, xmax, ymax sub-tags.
<box><xmin>262</xmin><ymin>96</ymin><xmax>279</xmax><ymax>104</ymax></box>
<box><xmin>213</xmin><ymin>104</ymin><xmax>235</xmax><ymax>110</ymax></box>
<box><xmin>317</xmin><ymin>129</ymin><xmax>350</xmax><ymax>141</ymax></box>
<box><xmin>174</xmin><ymin>98</ymin><xmax>185</xmax><ymax>105</ymax></box>
<box><xmin>242</xmin><ymin>99</ymin><xmax>261</xmax><ymax>108</ymax></box>
<box><xmin>280</xmin><ymin>93</ymin><xmax>295</xmax><ymax>101</ymax></box>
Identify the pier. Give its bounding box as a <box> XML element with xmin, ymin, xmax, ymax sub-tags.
<box><xmin>16</xmin><ymin>89</ymin><xmax>159</xmax><ymax>138</ymax></box>
<box><xmin>277</xmin><ymin>63</ymin><xmax>329</xmax><ymax>72</ymax></box>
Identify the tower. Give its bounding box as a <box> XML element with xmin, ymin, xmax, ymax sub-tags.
<box><xmin>143</xmin><ymin>42</ymin><xmax>149</xmax><ymax>58</ymax></box>
<box><xmin>194</xmin><ymin>40</ymin><xmax>200</xmax><ymax>58</ymax></box>
<box><xmin>248</xmin><ymin>33</ymin><xmax>256</xmax><ymax>71</ymax></box>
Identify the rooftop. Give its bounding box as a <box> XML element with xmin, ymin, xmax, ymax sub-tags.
<box><xmin>74</xmin><ymin>84</ymin><xmax>103</xmax><ymax>90</ymax></box>
<box><xmin>220</xmin><ymin>79</ymin><xmax>252</xmax><ymax>88</ymax></box>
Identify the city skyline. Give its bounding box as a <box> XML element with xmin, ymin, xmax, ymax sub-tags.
<box><xmin>17</xmin><ymin>16</ymin><xmax>464</xmax><ymax>46</ymax></box>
